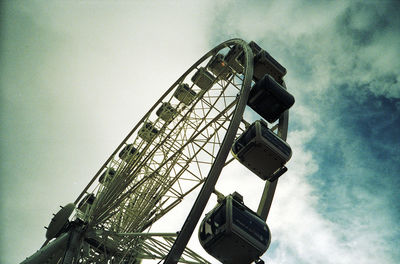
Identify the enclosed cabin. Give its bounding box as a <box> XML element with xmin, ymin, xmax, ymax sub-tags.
<box><xmin>99</xmin><ymin>167</ymin><xmax>116</xmax><ymax>185</ymax></box>
<box><xmin>248</xmin><ymin>41</ymin><xmax>287</xmax><ymax>84</ymax></box>
<box><xmin>199</xmin><ymin>192</ymin><xmax>271</xmax><ymax>264</ymax></box>
<box><xmin>138</xmin><ymin>122</ymin><xmax>159</xmax><ymax>143</ymax></box>
<box><xmin>119</xmin><ymin>144</ymin><xmax>139</xmax><ymax>163</ymax></box>
<box><xmin>191</xmin><ymin>67</ymin><xmax>215</xmax><ymax>91</ymax></box>
<box><xmin>77</xmin><ymin>193</ymin><xmax>96</xmax><ymax>214</ymax></box>
<box><xmin>207</xmin><ymin>54</ymin><xmax>231</xmax><ymax>80</ymax></box>
<box><xmin>156</xmin><ymin>102</ymin><xmax>178</xmax><ymax>123</ymax></box>
<box><xmin>224</xmin><ymin>44</ymin><xmax>245</xmax><ymax>74</ymax></box>
<box><xmin>173</xmin><ymin>83</ymin><xmax>197</xmax><ymax>106</ymax></box>
<box><xmin>231</xmin><ymin>120</ymin><xmax>292</xmax><ymax>181</ymax></box>
<box><xmin>224</xmin><ymin>41</ymin><xmax>286</xmax><ymax>84</ymax></box>
<box><xmin>248</xmin><ymin>74</ymin><xmax>295</xmax><ymax>123</ymax></box>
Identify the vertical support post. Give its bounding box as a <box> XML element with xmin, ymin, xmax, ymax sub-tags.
<box><xmin>257</xmin><ymin>180</ymin><xmax>278</xmax><ymax>220</ymax></box>
<box><xmin>20</xmin><ymin>233</ymin><xmax>69</xmax><ymax>264</ymax></box>
<box><xmin>62</xmin><ymin>224</ymin><xmax>84</xmax><ymax>264</ymax></box>
<box><xmin>257</xmin><ymin>92</ymin><xmax>289</xmax><ymax>220</ymax></box>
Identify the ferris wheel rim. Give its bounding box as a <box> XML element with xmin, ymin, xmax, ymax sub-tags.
<box><xmin>40</xmin><ymin>38</ymin><xmax>291</xmax><ymax>263</ymax></box>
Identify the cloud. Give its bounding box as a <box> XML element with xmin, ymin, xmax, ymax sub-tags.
<box><xmin>206</xmin><ymin>0</ymin><xmax>400</xmax><ymax>263</ymax></box>
<box><xmin>212</xmin><ymin>1</ymin><xmax>400</xmax><ymax>100</ymax></box>
<box><xmin>2</xmin><ymin>0</ymin><xmax>399</xmax><ymax>263</ymax></box>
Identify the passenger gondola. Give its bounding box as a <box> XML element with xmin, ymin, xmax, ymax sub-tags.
<box><xmin>156</xmin><ymin>102</ymin><xmax>177</xmax><ymax>123</ymax></box>
<box><xmin>173</xmin><ymin>83</ymin><xmax>197</xmax><ymax>106</ymax></box>
<box><xmin>207</xmin><ymin>54</ymin><xmax>231</xmax><ymax>79</ymax></box>
<box><xmin>224</xmin><ymin>44</ymin><xmax>244</xmax><ymax>74</ymax></box>
<box><xmin>199</xmin><ymin>192</ymin><xmax>271</xmax><ymax>264</ymax></box>
<box><xmin>138</xmin><ymin>122</ymin><xmax>159</xmax><ymax>142</ymax></box>
<box><xmin>231</xmin><ymin>120</ymin><xmax>292</xmax><ymax>181</ymax></box>
<box><xmin>99</xmin><ymin>167</ymin><xmax>116</xmax><ymax>184</ymax></box>
<box><xmin>248</xmin><ymin>41</ymin><xmax>287</xmax><ymax>83</ymax></box>
<box><xmin>77</xmin><ymin>193</ymin><xmax>96</xmax><ymax>215</ymax></box>
<box><xmin>248</xmin><ymin>74</ymin><xmax>295</xmax><ymax>123</ymax></box>
<box><xmin>119</xmin><ymin>144</ymin><xmax>138</xmax><ymax>162</ymax></box>
<box><xmin>191</xmin><ymin>67</ymin><xmax>215</xmax><ymax>91</ymax></box>
<box><xmin>224</xmin><ymin>40</ymin><xmax>286</xmax><ymax>84</ymax></box>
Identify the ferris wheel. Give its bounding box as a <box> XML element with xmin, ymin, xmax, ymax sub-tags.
<box><xmin>22</xmin><ymin>38</ymin><xmax>294</xmax><ymax>264</ymax></box>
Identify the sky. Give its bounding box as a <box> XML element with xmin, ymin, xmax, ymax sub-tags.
<box><xmin>1</xmin><ymin>1</ymin><xmax>399</xmax><ymax>263</ymax></box>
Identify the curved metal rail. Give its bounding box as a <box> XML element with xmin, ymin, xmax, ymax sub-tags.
<box><xmin>24</xmin><ymin>38</ymin><xmax>290</xmax><ymax>264</ymax></box>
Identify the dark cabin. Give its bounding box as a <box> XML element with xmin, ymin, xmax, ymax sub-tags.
<box><xmin>199</xmin><ymin>192</ymin><xmax>271</xmax><ymax>264</ymax></box>
<box><xmin>248</xmin><ymin>74</ymin><xmax>295</xmax><ymax>123</ymax></box>
<box><xmin>156</xmin><ymin>102</ymin><xmax>177</xmax><ymax>123</ymax></box>
<box><xmin>191</xmin><ymin>67</ymin><xmax>215</xmax><ymax>91</ymax></box>
<box><xmin>99</xmin><ymin>167</ymin><xmax>116</xmax><ymax>184</ymax></box>
<box><xmin>231</xmin><ymin>120</ymin><xmax>292</xmax><ymax>181</ymax></box>
<box><xmin>207</xmin><ymin>53</ymin><xmax>231</xmax><ymax>79</ymax></box>
<box><xmin>224</xmin><ymin>44</ymin><xmax>244</xmax><ymax>74</ymax></box>
<box><xmin>138</xmin><ymin>122</ymin><xmax>159</xmax><ymax>143</ymax></box>
<box><xmin>173</xmin><ymin>83</ymin><xmax>197</xmax><ymax>106</ymax></box>
<box><xmin>119</xmin><ymin>144</ymin><xmax>138</xmax><ymax>162</ymax></box>
<box><xmin>248</xmin><ymin>41</ymin><xmax>287</xmax><ymax>83</ymax></box>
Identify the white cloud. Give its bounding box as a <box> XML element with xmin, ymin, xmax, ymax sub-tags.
<box><xmin>206</xmin><ymin>1</ymin><xmax>400</xmax><ymax>263</ymax></box>
<box><xmin>2</xmin><ymin>1</ymin><xmax>399</xmax><ymax>263</ymax></box>
<box><xmin>213</xmin><ymin>1</ymin><xmax>400</xmax><ymax>100</ymax></box>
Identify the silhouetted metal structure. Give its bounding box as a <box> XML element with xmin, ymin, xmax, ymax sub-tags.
<box><xmin>21</xmin><ymin>38</ymin><xmax>294</xmax><ymax>264</ymax></box>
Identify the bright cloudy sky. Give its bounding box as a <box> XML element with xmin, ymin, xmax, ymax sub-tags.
<box><xmin>1</xmin><ymin>1</ymin><xmax>399</xmax><ymax>264</ymax></box>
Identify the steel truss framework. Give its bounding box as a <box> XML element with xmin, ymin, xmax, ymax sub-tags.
<box><xmin>22</xmin><ymin>38</ymin><xmax>289</xmax><ymax>264</ymax></box>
